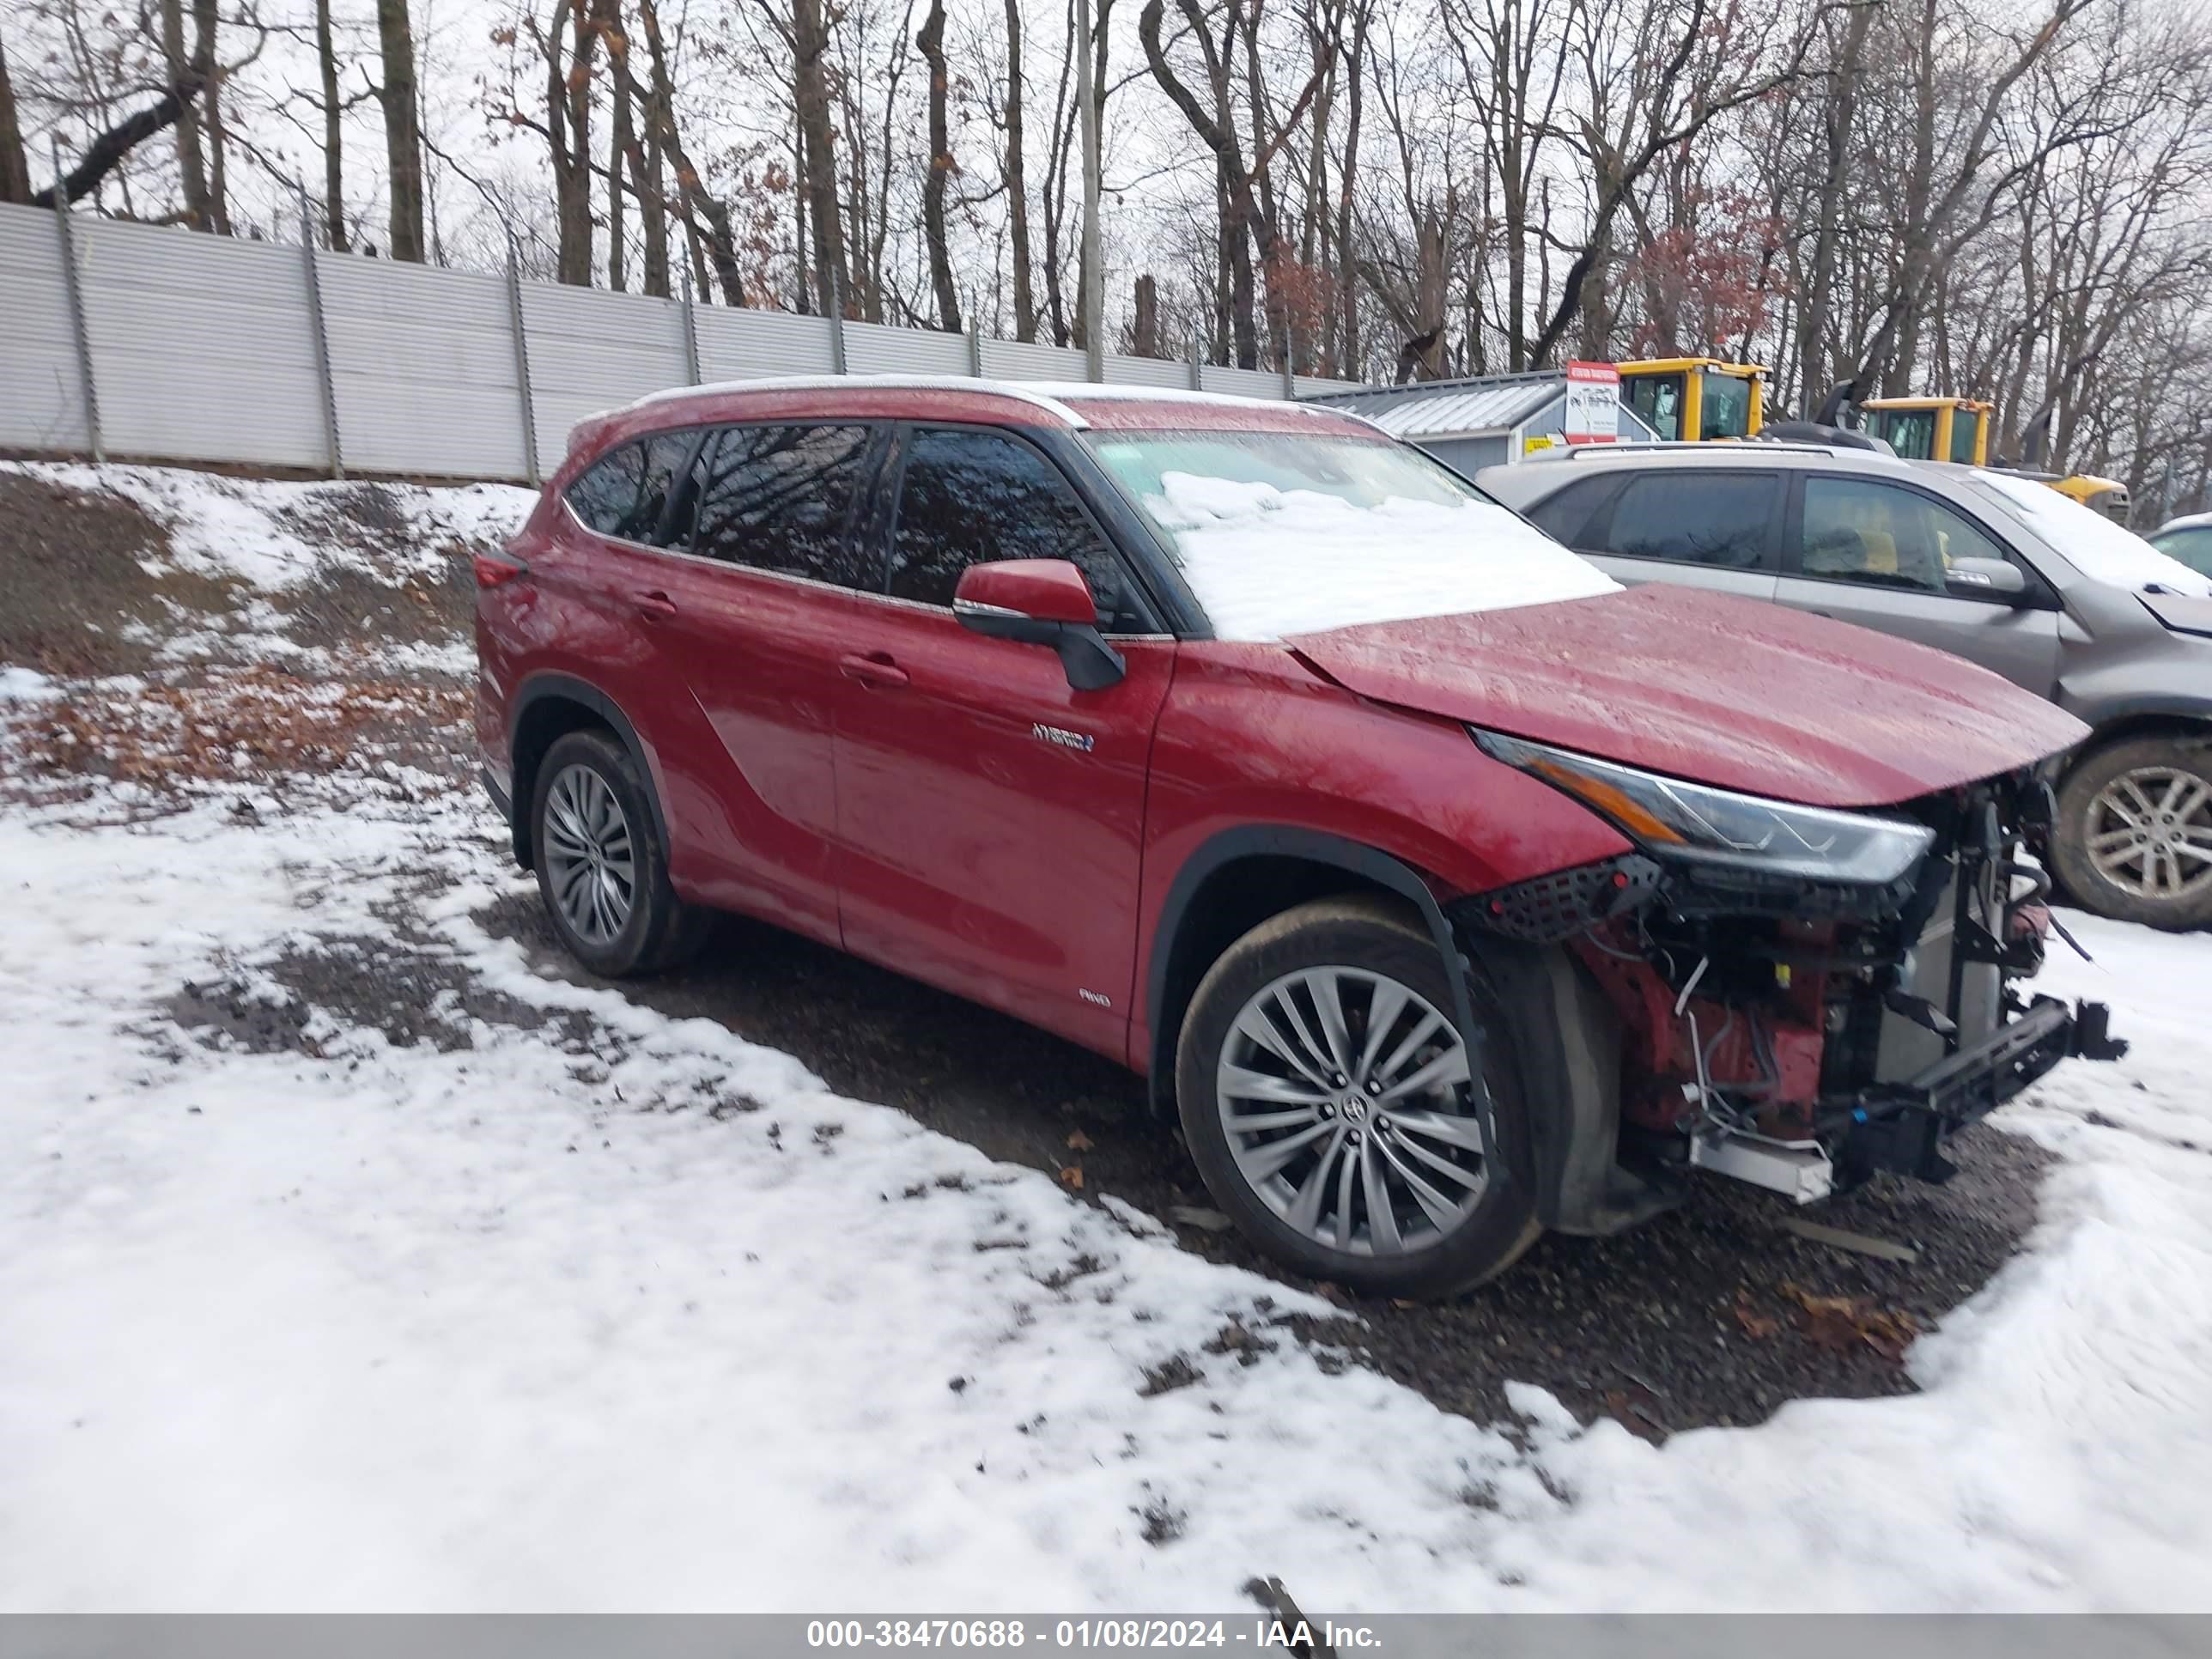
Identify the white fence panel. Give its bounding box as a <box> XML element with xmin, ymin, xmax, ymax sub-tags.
<box><xmin>1102</xmin><ymin>353</ymin><xmax>1190</xmax><ymax>390</ymax></box>
<box><xmin>0</xmin><ymin>204</ymin><xmax>91</xmax><ymax>453</ymax></box>
<box><xmin>694</xmin><ymin>307</ymin><xmax>836</xmax><ymax>383</ymax></box>
<box><xmin>76</xmin><ymin>217</ymin><xmax>326</xmax><ymax>467</ymax></box>
<box><xmin>319</xmin><ymin>255</ymin><xmax>526</xmax><ymax>480</ymax></box>
<box><xmin>844</xmin><ymin>320</ymin><xmax>969</xmax><ymax>377</ymax></box>
<box><xmin>1294</xmin><ymin>373</ymin><xmax>1361</xmax><ymax>398</ymax></box>
<box><xmin>1199</xmin><ymin>364</ymin><xmax>1290</xmax><ymax>401</ymax></box>
<box><xmin>981</xmin><ymin>338</ymin><xmax>1088</xmax><ymax>383</ymax></box>
<box><xmin>522</xmin><ymin>283</ymin><xmax>690</xmax><ymax>470</ymax></box>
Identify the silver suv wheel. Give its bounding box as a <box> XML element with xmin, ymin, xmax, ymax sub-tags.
<box><xmin>541</xmin><ymin>761</ymin><xmax>637</xmax><ymax>945</ymax></box>
<box><xmin>2084</xmin><ymin>765</ymin><xmax>2212</xmax><ymax>902</ymax></box>
<box><xmin>1216</xmin><ymin>965</ymin><xmax>1486</xmax><ymax>1257</ymax></box>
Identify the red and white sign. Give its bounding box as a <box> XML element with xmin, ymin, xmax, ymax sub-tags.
<box><xmin>1564</xmin><ymin>361</ymin><xmax>1621</xmax><ymax>445</ymax></box>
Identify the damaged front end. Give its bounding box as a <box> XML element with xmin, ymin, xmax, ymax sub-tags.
<box><xmin>1464</xmin><ymin>729</ymin><xmax>2127</xmax><ymax>1226</ymax></box>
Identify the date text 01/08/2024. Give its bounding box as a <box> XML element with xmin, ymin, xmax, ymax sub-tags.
<box><xmin>804</xmin><ymin>1618</ymin><xmax>1384</xmax><ymax>1650</ymax></box>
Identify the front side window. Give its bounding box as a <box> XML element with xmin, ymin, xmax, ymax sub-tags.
<box><xmin>1602</xmin><ymin>472</ymin><xmax>1777</xmax><ymax>568</ymax></box>
<box><xmin>1800</xmin><ymin>477</ymin><xmax>2007</xmax><ymax>594</ymax></box>
<box><xmin>1948</xmin><ymin>410</ymin><xmax>1983</xmax><ymax>464</ymax></box>
<box><xmin>889</xmin><ymin>428</ymin><xmax>1139</xmax><ymax>628</ymax></box>
<box><xmin>1625</xmin><ymin>374</ymin><xmax>1686</xmax><ymax>441</ymax></box>
<box><xmin>690</xmin><ymin>423</ymin><xmax>873</xmax><ymax>586</ymax></box>
<box><xmin>1698</xmin><ymin>371</ymin><xmax>1753</xmax><ymax>441</ymax></box>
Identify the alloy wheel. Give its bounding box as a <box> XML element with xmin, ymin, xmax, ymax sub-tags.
<box><xmin>1215</xmin><ymin>966</ymin><xmax>1484</xmax><ymax>1258</ymax></box>
<box><xmin>2085</xmin><ymin>765</ymin><xmax>2212</xmax><ymax>902</ymax></box>
<box><xmin>541</xmin><ymin>763</ymin><xmax>637</xmax><ymax>946</ymax></box>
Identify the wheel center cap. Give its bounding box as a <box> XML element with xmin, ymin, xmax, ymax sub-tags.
<box><xmin>1340</xmin><ymin>1097</ymin><xmax>1367</xmax><ymax>1121</ymax></box>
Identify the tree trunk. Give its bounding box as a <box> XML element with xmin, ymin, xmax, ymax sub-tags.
<box><xmin>635</xmin><ymin>0</ymin><xmax>744</xmax><ymax>304</ymax></box>
<box><xmin>194</xmin><ymin>0</ymin><xmax>230</xmax><ymax>232</ymax></box>
<box><xmin>375</xmin><ymin>0</ymin><xmax>427</xmax><ymax>262</ymax></box>
<box><xmin>1133</xmin><ymin>272</ymin><xmax>1158</xmax><ymax>356</ymax></box>
<box><xmin>551</xmin><ymin>0</ymin><xmax>602</xmax><ymax>286</ymax></box>
<box><xmin>161</xmin><ymin>0</ymin><xmax>211</xmax><ymax>229</ymax></box>
<box><xmin>315</xmin><ymin>0</ymin><xmax>347</xmax><ymax>249</ymax></box>
<box><xmin>0</xmin><ymin>29</ymin><xmax>33</xmax><ymax>206</ymax></box>
<box><xmin>792</xmin><ymin>0</ymin><xmax>846</xmax><ymax>316</ymax></box>
<box><xmin>1004</xmin><ymin>0</ymin><xmax>1036</xmax><ymax>341</ymax></box>
<box><xmin>1335</xmin><ymin>0</ymin><xmax>1366</xmax><ymax>376</ymax></box>
<box><xmin>918</xmin><ymin>0</ymin><xmax>962</xmax><ymax>330</ymax></box>
<box><xmin>607</xmin><ymin>32</ymin><xmax>630</xmax><ymax>292</ymax></box>
<box><xmin>1797</xmin><ymin>0</ymin><xmax>1874</xmax><ymax>411</ymax></box>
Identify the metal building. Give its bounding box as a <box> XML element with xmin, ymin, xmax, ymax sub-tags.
<box><xmin>1304</xmin><ymin>370</ymin><xmax>1662</xmax><ymax>473</ymax></box>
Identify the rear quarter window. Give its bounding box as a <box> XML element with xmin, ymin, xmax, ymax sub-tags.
<box><xmin>1521</xmin><ymin>476</ymin><xmax>1624</xmax><ymax>549</ymax></box>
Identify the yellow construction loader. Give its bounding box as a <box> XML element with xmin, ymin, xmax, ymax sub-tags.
<box><xmin>1861</xmin><ymin>396</ymin><xmax>1992</xmax><ymax>465</ymax></box>
<box><xmin>1615</xmin><ymin>358</ymin><xmax>1766</xmax><ymax>442</ymax></box>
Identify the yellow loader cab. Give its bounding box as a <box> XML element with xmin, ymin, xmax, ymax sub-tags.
<box><xmin>1863</xmin><ymin>396</ymin><xmax>1993</xmax><ymax>465</ymax></box>
<box><xmin>2042</xmin><ymin>471</ymin><xmax>2133</xmax><ymax>525</ymax></box>
<box><xmin>1616</xmin><ymin>359</ymin><xmax>1766</xmax><ymax>442</ymax></box>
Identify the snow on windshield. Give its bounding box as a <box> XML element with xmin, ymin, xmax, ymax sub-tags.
<box><xmin>1971</xmin><ymin>471</ymin><xmax>2212</xmax><ymax>597</ymax></box>
<box><xmin>1093</xmin><ymin>434</ymin><xmax>1618</xmax><ymax>641</ymax></box>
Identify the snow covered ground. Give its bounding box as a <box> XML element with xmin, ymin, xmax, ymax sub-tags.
<box><xmin>2</xmin><ymin>462</ymin><xmax>2209</xmax><ymax>1613</ymax></box>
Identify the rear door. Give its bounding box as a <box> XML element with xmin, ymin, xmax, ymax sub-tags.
<box><xmin>1523</xmin><ymin>468</ymin><xmax>1783</xmax><ymax>603</ymax></box>
<box><xmin>634</xmin><ymin>420</ymin><xmax>887</xmax><ymax>943</ymax></box>
<box><xmin>1772</xmin><ymin>472</ymin><xmax>2063</xmax><ymax>696</ymax></box>
<box><xmin>830</xmin><ymin>423</ymin><xmax>1175</xmax><ymax>1059</ymax></box>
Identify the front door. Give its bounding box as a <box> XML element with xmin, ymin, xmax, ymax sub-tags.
<box><xmin>830</xmin><ymin>423</ymin><xmax>1175</xmax><ymax>1059</ymax></box>
<box><xmin>1772</xmin><ymin>473</ymin><xmax>2063</xmax><ymax>697</ymax></box>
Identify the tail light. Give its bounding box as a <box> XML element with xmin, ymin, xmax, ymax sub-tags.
<box><xmin>474</xmin><ymin>551</ymin><xmax>530</xmax><ymax>588</ymax></box>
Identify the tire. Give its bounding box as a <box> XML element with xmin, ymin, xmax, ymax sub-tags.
<box><xmin>530</xmin><ymin>727</ymin><xmax>712</xmax><ymax>976</ymax></box>
<box><xmin>2050</xmin><ymin>736</ymin><xmax>2212</xmax><ymax>931</ymax></box>
<box><xmin>1175</xmin><ymin>896</ymin><xmax>1542</xmax><ymax>1300</ymax></box>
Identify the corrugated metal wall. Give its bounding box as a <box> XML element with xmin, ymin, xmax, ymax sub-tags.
<box><xmin>0</xmin><ymin>201</ymin><xmax>1365</xmax><ymax>483</ymax></box>
<box><xmin>0</xmin><ymin>208</ymin><xmax>92</xmax><ymax>454</ymax></box>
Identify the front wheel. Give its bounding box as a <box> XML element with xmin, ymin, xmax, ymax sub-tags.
<box><xmin>2050</xmin><ymin>737</ymin><xmax>2212</xmax><ymax>931</ymax></box>
<box><xmin>1175</xmin><ymin>896</ymin><xmax>1540</xmax><ymax>1300</ymax></box>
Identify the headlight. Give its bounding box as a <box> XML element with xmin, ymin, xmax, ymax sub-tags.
<box><xmin>1474</xmin><ymin>729</ymin><xmax>1935</xmax><ymax>885</ymax></box>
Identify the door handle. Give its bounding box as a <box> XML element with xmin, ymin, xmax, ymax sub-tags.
<box><xmin>634</xmin><ymin>588</ymin><xmax>679</xmax><ymax>619</ymax></box>
<box><xmin>838</xmin><ymin>651</ymin><xmax>910</xmax><ymax>690</ymax></box>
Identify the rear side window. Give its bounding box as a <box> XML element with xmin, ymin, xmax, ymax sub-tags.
<box><xmin>888</xmin><ymin>428</ymin><xmax>1143</xmax><ymax>629</ymax></box>
<box><xmin>1601</xmin><ymin>472</ymin><xmax>1777</xmax><ymax>568</ymax></box>
<box><xmin>564</xmin><ymin>433</ymin><xmax>694</xmax><ymax>544</ymax></box>
<box><xmin>2152</xmin><ymin>526</ymin><xmax>2212</xmax><ymax>577</ymax></box>
<box><xmin>689</xmin><ymin>423</ymin><xmax>874</xmax><ymax>586</ymax></box>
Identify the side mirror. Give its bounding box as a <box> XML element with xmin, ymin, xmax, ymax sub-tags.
<box><xmin>1945</xmin><ymin>557</ymin><xmax>2029</xmax><ymax>601</ymax></box>
<box><xmin>952</xmin><ymin>559</ymin><xmax>1127</xmax><ymax>691</ymax></box>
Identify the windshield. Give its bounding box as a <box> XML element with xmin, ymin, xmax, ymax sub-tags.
<box><xmin>1967</xmin><ymin>471</ymin><xmax>2212</xmax><ymax>597</ymax></box>
<box><xmin>1699</xmin><ymin>371</ymin><xmax>1753</xmax><ymax>440</ymax></box>
<box><xmin>1085</xmin><ymin>430</ymin><xmax>1620</xmax><ymax>641</ymax></box>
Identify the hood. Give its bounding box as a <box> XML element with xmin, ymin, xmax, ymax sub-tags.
<box><xmin>1287</xmin><ymin>584</ymin><xmax>2088</xmax><ymax>809</ymax></box>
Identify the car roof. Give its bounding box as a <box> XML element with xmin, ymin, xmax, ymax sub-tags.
<box><xmin>2154</xmin><ymin>512</ymin><xmax>2212</xmax><ymax>534</ymax></box>
<box><xmin>567</xmin><ymin>375</ymin><xmax>1379</xmax><ymax>463</ymax></box>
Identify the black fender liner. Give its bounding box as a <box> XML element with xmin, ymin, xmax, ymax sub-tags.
<box><xmin>1144</xmin><ymin>827</ymin><xmax>1530</xmax><ymax>1206</ymax></box>
<box><xmin>506</xmin><ymin>673</ymin><xmax>672</xmax><ymax>871</ymax></box>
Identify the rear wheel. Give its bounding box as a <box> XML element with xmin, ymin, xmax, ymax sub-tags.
<box><xmin>2051</xmin><ymin>737</ymin><xmax>2212</xmax><ymax>931</ymax></box>
<box><xmin>1175</xmin><ymin>896</ymin><xmax>1540</xmax><ymax>1299</ymax></box>
<box><xmin>531</xmin><ymin>728</ymin><xmax>711</xmax><ymax>976</ymax></box>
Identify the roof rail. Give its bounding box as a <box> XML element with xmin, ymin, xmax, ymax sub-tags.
<box><xmin>1551</xmin><ymin>439</ymin><xmax>1849</xmax><ymax>459</ymax></box>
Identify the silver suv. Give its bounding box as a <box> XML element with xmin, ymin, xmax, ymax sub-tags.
<box><xmin>1480</xmin><ymin>442</ymin><xmax>2212</xmax><ymax>930</ymax></box>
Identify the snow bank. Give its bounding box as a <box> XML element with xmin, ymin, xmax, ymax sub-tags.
<box><xmin>1146</xmin><ymin>473</ymin><xmax>1619</xmax><ymax>641</ymax></box>
<box><xmin>1</xmin><ymin>461</ymin><xmax>537</xmax><ymax>591</ymax></box>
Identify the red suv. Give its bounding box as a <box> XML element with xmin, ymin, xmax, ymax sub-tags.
<box><xmin>476</xmin><ymin>379</ymin><xmax>2122</xmax><ymax>1298</ymax></box>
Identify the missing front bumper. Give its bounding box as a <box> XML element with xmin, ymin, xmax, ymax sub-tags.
<box><xmin>1832</xmin><ymin>996</ymin><xmax>2125</xmax><ymax>1185</ymax></box>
